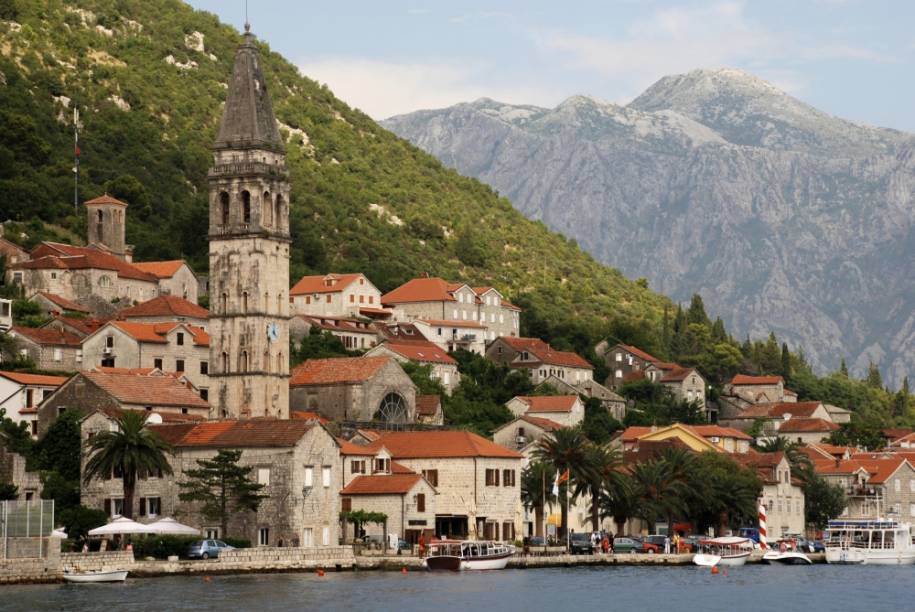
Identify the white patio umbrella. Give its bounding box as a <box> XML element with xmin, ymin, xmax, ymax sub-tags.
<box><xmin>88</xmin><ymin>517</ymin><xmax>157</xmax><ymax>537</ymax></box>
<box><xmin>146</xmin><ymin>517</ymin><xmax>200</xmax><ymax>536</ymax></box>
<box><xmin>51</xmin><ymin>528</ymin><xmax>68</xmax><ymax>539</ymax></box>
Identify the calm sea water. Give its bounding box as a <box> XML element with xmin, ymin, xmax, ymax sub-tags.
<box><xmin>1</xmin><ymin>565</ymin><xmax>910</xmax><ymax>612</ymax></box>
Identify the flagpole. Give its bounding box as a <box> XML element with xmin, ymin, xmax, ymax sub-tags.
<box><xmin>541</xmin><ymin>468</ymin><xmax>545</xmax><ymax>540</ymax></box>
<box><xmin>565</xmin><ymin>469</ymin><xmax>570</xmax><ymax>552</ymax></box>
<box><xmin>73</xmin><ymin>107</ymin><xmax>80</xmax><ymax>212</ymax></box>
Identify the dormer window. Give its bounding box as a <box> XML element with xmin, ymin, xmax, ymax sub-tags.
<box><xmin>373</xmin><ymin>458</ymin><xmax>390</xmax><ymax>474</ymax></box>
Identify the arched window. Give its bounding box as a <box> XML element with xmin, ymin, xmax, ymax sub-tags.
<box><xmin>242</xmin><ymin>191</ymin><xmax>251</xmax><ymax>224</ymax></box>
<box><xmin>96</xmin><ymin>210</ymin><xmax>103</xmax><ymax>223</ymax></box>
<box><xmin>277</xmin><ymin>352</ymin><xmax>283</xmax><ymax>372</ymax></box>
<box><xmin>221</xmin><ymin>351</ymin><xmax>228</xmax><ymax>372</ymax></box>
<box><xmin>274</xmin><ymin>195</ymin><xmax>283</xmax><ymax>227</ymax></box>
<box><xmin>220</xmin><ymin>192</ymin><xmax>230</xmax><ymax>225</ymax></box>
<box><xmin>263</xmin><ymin>191</ymin><xmax>272</xmax><ymax>226</ymax></box>
<box><xmin>242</xmin><ymin>291</ymin><xmax>249</xmax><ymax>313</ymax></box>
<box><xmin>241</xmin><ymin>351</ymin><xmax>248</xmax><ymax>372</ymax></box>
<box><xmin>374</xmin><ymin>392</ymin><xmax>407</xmax><ymax>424</ymax></box>
<box><xmin>221</xmin><ymin>292</ymin><xmax>228</xmax><ymax>313</ymax></box>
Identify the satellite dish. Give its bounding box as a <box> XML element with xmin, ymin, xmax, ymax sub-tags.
<box><xmin>145</xmin><ymin>413</ymin><xmax>163</xmax><ymax>425</ymax></box>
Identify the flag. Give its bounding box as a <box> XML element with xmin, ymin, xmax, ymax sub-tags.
<box><xmin>551</xmin><ymin>471</ymin><xmax>560</xmax><ymax>497</ymax></box>
<box><xmin>557</xmin><ymin>469</ymin><xmax>570</xmax><ymax>484</ymax></box>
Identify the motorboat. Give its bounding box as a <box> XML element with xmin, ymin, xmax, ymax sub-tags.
<box><xmin>63</xmin><ymin>569</ymin><xmax>129</xmax><ymax>583</ymax></box>
<box><xmin>824</xmin><ymin>518</ymin><xmax>915</xmax><ymax>565</ymax></box>
<box><xmin>424</xmin><ymin>539</ymin><xmax>514</xmax><ymax>571</ymax></box>
<box><xmin>762</xmin><ymin>549</ymin><xmax>812</xmax><ymax>565</ymax></box>
<box><xmin>692</xmin><ymin>537</ymin><xmax>753</xmax><ymax>567</ymax></box>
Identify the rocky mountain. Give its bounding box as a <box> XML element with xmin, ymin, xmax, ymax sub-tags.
<box><xmin>382</xmin><ymin>69</ymin><xmax>915</xmax><ymax>386</ymax></box>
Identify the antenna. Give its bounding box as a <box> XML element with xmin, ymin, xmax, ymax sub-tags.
<box><xmin>244</xmin><ymin>0</ymin><xmax>250</xmax><ymax>33</ymax></box>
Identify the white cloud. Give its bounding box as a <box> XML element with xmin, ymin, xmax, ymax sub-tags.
<box><xmin>298</xmin><ymin>58</ymin><xmax>555</xmax><ymax>120</ymax></box>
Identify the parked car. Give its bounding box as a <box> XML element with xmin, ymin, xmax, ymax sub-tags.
<box><xmin>680</xmin><ymin>535</ymin><xmax>702</xmax><ymax>553</ymax></box>
<box><xmin>793</xmin><ymin>536</ymin><xmax>825</xmax><ymax>553</ymax></box>
<box><xmin>634</xmin><ymin>537</ymin><xmax>660</xmax><ymax>554</ymax></box>
<box><xmin>525</xmin><ymin>536</ymin><xmax>546</xmax><ymax>547</ymax></box>
<box><xmin>643</xmin><ymin>535</ymin><xmax>668</xmax><ymax>552</ymax></box>
<box><xmin>610</xmin><ymin>536</ymin><xmax>641</xmax><ymax>554</ymax></box>
<box><xmin>186</xmin><ymin>539</ymin><xmax>234</xmax><ymax>560</ymax></box>
<box><xmin>569</xmin><ymin>532</ymin><xmax>593</xmax><ymax>554</ymax></box>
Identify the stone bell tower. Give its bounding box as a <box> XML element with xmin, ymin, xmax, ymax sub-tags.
<box><xmin>85</xmin><ymin>194</ymin><xmax>128</xmax><ymax>259</ymax></box>
<box><xmin>207</xmin><ymin>24</ymin><xmax>290</xmax><ymax>420</ymax></box>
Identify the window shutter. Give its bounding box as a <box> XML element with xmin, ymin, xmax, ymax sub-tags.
<box><xmin>495</xmin><ymin>470</ymin><xmax>500</xmax><ymax>486</ymax></box>
<box><xmin>104</xmin><ymin>499</ymin><xmax>111</xmax><ymax>516</ymax></box>
<box><xmin>417</xmin><ymin>494</ymin><xmax>425</xmax><ymax>513</ymax></box>
<box><xmin>342</xmin><ymin>498</ymin><xmax>352</xmax><ymax>512</ymax></box>
<box><xmin>139</xmin><ymin>498</ymin><xmax>147</xmax><ymax>517</ymax></box>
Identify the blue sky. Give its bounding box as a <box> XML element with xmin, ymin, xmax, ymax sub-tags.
<box><xmin>187</xmin><ymin>1</ymin><xmax>914</xmax><ymax>129</ymax></box>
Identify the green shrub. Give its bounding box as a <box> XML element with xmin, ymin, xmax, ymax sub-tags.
<box><xmin>222</xmin><ymin>537</ymin><xmax>251</xmax><ymax>549</ymax></box>
<box><xmin>131</xmin><ymin>535</ymin><xmax>199</xmax><ymax>559</ymax></box>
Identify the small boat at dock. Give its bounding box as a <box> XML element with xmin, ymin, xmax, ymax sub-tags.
<box><xmin>425</xmin><ymin>539</ymin><xmax>514</xmax><ymax>571</ymax></box>
<box><xmin>63</xmin><ymin>569</ymin><xmax>129</xmax><ymax>583</ymax></box>
<box><xmin>692</xmin><ymin>537</ymin><xmax>753</xmax><ymax>567</ymax></box>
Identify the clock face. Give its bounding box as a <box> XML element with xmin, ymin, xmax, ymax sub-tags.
<box><xmin>267</xmin><ymin>322</ymin><xmax>280</xmax><ymax>342</ymax></box>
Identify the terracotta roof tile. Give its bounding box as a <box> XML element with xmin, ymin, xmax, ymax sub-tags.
<box><xmin>301</xmin><ymin>315</ymin><xmax>375</xmax><ymax>334</ymax></box>
<box><xmin>289</xmin><ymin>357</ymin><xmax>390</xmax><ymax>386</ymax></box>
<box><xmin>0</xmin><ymin>371</ymin><xmax>68</xmax><ymax>386</ymax></box>
<box><xmin>119</xmin><ymin>295</ymin><xmax>208</xmax><ymax>319</ymax></box>
<box><xmin>690</xmin><ymin>425</ymin><xmax>753</xmax><ymax>441</ymax></box>
<box><xmin>659</xmin><ymin>367</ymin><xmax>699</xmax><ymax>383</ymax></box>
<box><xmin>336</xmin><ymin>438</ymin><xmax>378</xmax><ymax>456</ymax></box>
<box><xmin>35</xmin><ymin>292</ymin><xmax>90</xmax><ymax>313</ymax></box>
<box><xmin>615</xmin><ymin>344</ymin><xmax>660</xmax><ymax>364</ymax></box>
<box><xmin>730</xmin><ymin>374</ymin><xmax>784</xmax><ymax>386</ymax></box>
<box><xmin>736</xmin><ymin>401</ymin><xmax>824</xmax><ymax>419</ymax></box>
<box><xmin>102</xmin><ymin>321</ymin><xmax>209</xmax><ymax>346</ymax></box>
<box><xmin>341</xmin><ymin>474</ymin><xmax>422</xmax><ymax>495</ymax></box>
<box><xmin>778</xmin><ymin>417</ymin><xmax>840</xmax><ymax>433</ymax></box>
<box><xmin>84</xmin><ymin>194</ymin><xmax>128</xmax><ymax>207</ymax></box>
<box><xmin>23</xmin><ymin>242</ymin><xmax>157</xmax><ymax>282</ymax></box>
<box><xmin>45</xmin><ymin>316</ymin><xmax>108</xmax><ymax>337</ymax></box>
<box><xmin>84</xmin><ymin>370</ymin><xmax>209</xmax><ymax>408</ymax></box>
<box><xmin>367</xmin><ymin>430</ymin><xmax>522</xmax><ymax>459</ymax></box>
<box><xmin>518</xmin><ymin>415</ymin><xmax>563</xmax><ymax>432</ymax></box>
<box><xmin>381</xmin><ymin>341</ymin><xmax>456</xmax><ymax>365</ymax></box>
<box><xmin>515</xmin><ymin>395</ymin><xmax>579</xmax><ymax>413</ymax></box>
<box><xmin>381</xmin><ymin>277</ymin><xmax>459</xmax><ymax>304</ymax></box>
<box><xmin>290</xmin><ymin>273</ymin><xmax>364</xmax><ymax>296</ymax></box>
<box><xmin>151</xmin><ymin>419</ymin><xmax>315</xmax><ymax>448</ymax></box>
<box><xmin>499</xmin><ymin>337</ymin><xmax>592</xmax><ymax>370</ymax></box>
<box><xmin>131</xmin><ymin>260</ymin><xmax>186</xmax><ymax>279</ymax></box>
<box><xmin>291</xmin><ymin>410</ymin><xmax>330</xmax><ymax>424</ymax></box>
<box><xmin>416</xmin><ymin>395</ymin><xmax>442</xmax><ymax>416</ymax></box>
<box><xmin>11</xmin><ymin>325</ymin><xmax>82</xmax><ymax>347</ymax></box>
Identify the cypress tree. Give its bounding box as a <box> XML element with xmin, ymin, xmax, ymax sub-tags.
<box><xmin>686</xmin><ymin>294</ymin><xmax>710</xmax><ymax>326</ymax></box>
<box><xmin>839</xmin><ymin>358</ymin><xmax>849</xmax><ymax>377</ymax></box>
<box><xmin>780</xmin><ymin>342</ymin><xmax>791</xmax><ymax>378</ymax></box>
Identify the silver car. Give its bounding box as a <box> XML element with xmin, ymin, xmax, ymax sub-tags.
<box><xmin>186</xmin><ymin>539</ymin><xmax>234</xmax><ymax>559</ymax></box>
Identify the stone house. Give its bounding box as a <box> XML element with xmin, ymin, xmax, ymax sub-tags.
<box><xmin>0</xmin><ymin>445</ymin><xmax>41</xmax><ymax>502</ymax></box>
<box><xmin>349</xmin><ymin>430</ymin><xmax>523</xmax><ymax>541</ymax></box>
<box><xmin>337</xmin><ymin>440</ymin><xmax>437</xmax><ymax>544</ymax></box>
<box><xmin>80</xmin><ymin>321</ymin><xmax>210</xmax><ymax>393</ymax></box>
<box><xmin>504</xmin><ymin>395</ymin><xmax>584</xmax><ymax>428</ymax></box>
<box><xmin>411</xmin><ymin>319</ymin><xmax>487</xmax><ymax>355</ymax></box>
<box><xmin>289</xmin><ymin>315</ymin><xmax>378</xmax><ymax>351</ymax></box>
<box><xmin>290</xmin><ymin>273</ymin><xmax>383</xmax><ymax>318</ymax></box>
<box><xmin>29</xmin><ymin>291</ymin><xmax>91</xmax><ymax>317</ymax></box>
<box><xmin>720</xmin><ymin>401</ymin><xmax>833</xmax><ymax>436</ymax></box>
<box><xmin>81</xmin><ymin>416</ymin><xmax>342</xmax><ymax>547</ymax></box>
<box><xmin>132</xmin><ymin>260</ymin><xmax>199</xmax><ymax>303</ymax></box>
<box><xmin>846</xmin><ymin>455</ymin><xmax>915</xmax><ymax>521</ymax></box>
<box><xmin>493</xmin><ymin>414</ymin><xmax>562</xmax><ymax>453</ymax></box>
<box><xmin>365</xmin><ymin>340</ymin><xmax>460</xmax><ymax>394</ymax></box>
<box><xmin>486</xmin><ymin>336</ymin><xmax>593</xmax><ymax>385</ymax></box>
<box><xmin>8</xmin><ymin>325</ymin><xmax>83</xmax><ymax>372</ymax></box>
<box><xmin>825</xmin><ymin>404</ymin><xmax>853</xmax><ymax>424</ymax></box>
<box><xmin>724</xmin><ymin>374</ymin><xmax>786</xmax><ymax>404</ymax></box>
<box><xmin>380</xmin><ymin>277</ymin><xmax>520</xmax><ymax>342</ymax></box>
<box><xmin>37</xmin><ymin>368</ymin><xmax>209</xmax><ymax>436</ymax></box>
<box><xmin>117</xmin><ymin>295</ymin><xmax>209</xmax><ymax>329</ymax></box>
<box><xmin>778</xmin><ymin>417</ymin><xmax>840</xmax><ymax>445</ymax></box>
<box><xmin>415</xmin><ymin>395</ymin><xmax>444</xmax><ymax>426</ymax></box>
<box><xmin>0</xmin><ymin>371</ymin><xmax>67</xmax><ymax>438</ymax></box>
<box><xmin>0</xmin><ymin>235</ymin><xmax>28</xmax><ymax>266</ymax></box>
<box><xmin>649</xmin><ymin>365</ymin><xmax>707</xmax><ymax>410</ymax></box>
<box><xmin>541</xmin><ymin>374</ymin><xmax>627</xmax><ymax>421</ymax></box>
<box><xmin>596</xmin><ymin>343</ymin><xmax>661</xmax><ymax>390</ymax></box>
<box><xmin>735</xmin><ymin>451</ymin><xmax>805</xmax><ymax>539</ymax></box>
<box><xmin>289</xmin><ymin>356</ymin><xmax>417</xmax><ymax>424</ymax></box>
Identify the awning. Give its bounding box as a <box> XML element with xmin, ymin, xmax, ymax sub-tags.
<box><xmin>146</xmin><ymin>517</ymin><xmax>200</xmax><ymax>536</ymax></box>
<box><xmin>88</xmin><ymin>517</ymin><xmax>157</xmax><ymax>536</ymax></box>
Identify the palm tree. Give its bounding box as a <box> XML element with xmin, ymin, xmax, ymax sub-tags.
<box><xmin>630</xmin><ymin>456</ymin><xmax>689</xmax><ymax>533</ymax></box>
<box><xmin>83</xmin><ymin>411</ymin><xmax>174</xmax><ymax>519</ymax></box>
<box><xmin>600</xmin><ymin>471</ymin><xmax>639</xmax><ymax>536</ymax></box>
<box><xmin>521</xmin><ymin>461</ymin><xmax>556</xmax><ymax>538</ymax></box>
<box><xmin>574</xmin><ymin>445</ymin><xmax>622</xmax><ymax>531</ymax></box>
<box><xmin>534</xmin><ymin>426</ymin><xmax>589</xmax><ymax>540</ymax></box>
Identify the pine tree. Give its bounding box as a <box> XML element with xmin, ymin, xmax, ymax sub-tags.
<box><xmin>780</xmin><ymin>342</ymin><xmax>791</xmax><ymax>378</ymax></box>
<box><xmin>839</xmin><ymin>358</ymin><xmax>849</xmax><ymax>377</ymax></box>
<box><xmin>865</xmin><ymin>361</ymin><xmax>883</xmax><ymax>389</ymax></box>
<box><xmin>711</xmin><ymin>317</ymin><xmax>727</xmax><ymax>343</ymax></box>
<box><xmin>686</xmin><ymin>294</ymin><xmax>710</xmax><ymax>327</ymax></box>
<box><xmin>759</xmin><ymin>333</ymin><xmax>781</xmax><ymax>374</ymax></box>
<box><xmin>178</xmin><ymin>449</ymin><xmax>267</xmax><ymax>538</ymax></box>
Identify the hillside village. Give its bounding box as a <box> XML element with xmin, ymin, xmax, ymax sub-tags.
<box><xmin>3</xmin><ymin>23</ymin><xmax>915</xmax><ymax>557</ymax></box>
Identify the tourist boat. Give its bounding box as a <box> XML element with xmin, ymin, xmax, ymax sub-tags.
<box><xmin>824</xmin><ymin>518</ymin><xmax>915</xmax><ymax>565</ymax></box>
<box><xmin>424</xmin><ymin>539</ymin><xmax>514</xmax><ymax>571</ymax></box>
<box><xmin>762</xmin><ymin>549</ymin><xmax>812</xmax><ymax>565</ymax></box>
<box><xmin>62</xmin><ymin>569</ymin><xmax>129</xmax><ymax>583</ymax></box>
<box><xmin>692</xmin><ymin>537</ymin><xmax>753</xmax><ymax>567</ymax></box>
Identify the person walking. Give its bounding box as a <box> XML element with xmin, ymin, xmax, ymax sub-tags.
<box><xmin>601</xmin><ymin>534</ymin><xmax>610</xmax><ymax>555</ymax></box>
<box><xmin>664</xmin><ymin>535</ymin><xmax>671</xmax><ymax>554</ymax></box>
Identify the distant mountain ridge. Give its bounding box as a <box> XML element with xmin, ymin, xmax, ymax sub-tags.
<box><xmin>382</xmin><ymin>69</ymin><xmax>915</xmax><ymax>386</ymax></box>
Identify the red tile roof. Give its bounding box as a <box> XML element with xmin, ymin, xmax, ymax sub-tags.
<box><xmin>22</xmin><ymin>242</ymin><xmax>157</xmax><ymax>282</ymax></box>
<box><xmin>290</xmin><ymin>273</ymin><xmax>364</xmax><ymax>296</ymax></box>
<box><xmin>85</xmin><ymin>194</ymin><xmax>128</xmax><ymax>207</ymax></box>
<box><xmin>0</xmin><ymin>371</ymin><xmax>68</xmax><ymax>386</ymax></box>
<box><xmin>381</xmin><ymin>341</ymin><xmax>456</xmax><ymax>365</ymax></box>
<box><xmin>341</xmin><ymin>474</ymin><xmax>423</xmax><ymax>495</ymax></box>
<box><xmin>691</xmin><ymin>425</ymin><xmax>753</xmax><ymax>441</ymax></box>
<box><xmin>659</xmin><ymin>367</ymin><xmax>699</xmax><ymax>383</ymax></box>
<box><xmin>337</xmin><ymin>437</ymin><xmax>379</xmax><ymax>456</ymax></box>
<box><xmin>416</xmin><ymin>395</ymin><xmax>441</xmax><ymax>416</ymax></box>
<box><xmin>515</xmin><ymin>395</ymin><xmax>579</xmax><ymax>413</ymax></box>
<box><xmin>291</xmin><ymin>410</ymin><xmax>330</xmax><ymax>424</ymax></box>
<box><xmin>730</xmin><ymin>374</ymin><xmax>784</xmax><ymax>386</ymax></box>
<box><xmin>737</xmin><ymin>401</ymin><xmax>824</xmax><ymax>419</ymax></box>
<box><xmin>615</xmin><ymin>344</ymin><xmax>660</xmax><ymax>364</ymax></box>
<box><xmin>11</xmin><ymin>325</ymin><xmax>83</xmax><ymax>347</ymax></box>
<box><xmin>118</xmin><ymin>295</ymin><xmax>208</xmax><ymax>320</ymax></box>
<box><xmin>368</xmin><ymin>430</ymin><xmax>522</xmax><ymax>459</ymax></box>
<box><xmin>151</xmin><ymin>419</ymin><xmax>316</xmax><ymax>448</ymax></box>
<box><xmin>35</xmin><ymin>292</ymin><xmax>90</xmax><ymax>313</ymax></box>
<box><xmin>289</xmin><ymin>357</ymin><xmax>390</xmax><ymax>386</ymax></box>
<box><xmin>131</xmin><ymin>260</ymin><xmax>186</xmax><ymax>279</ymax></box>
<box><xmin>45</xmin><ymin>316</ymin><xmax>108</xmax><ymax>337</ymax></box>
<box><xmin>778</xmin><ymin>417</ymin><xmax>840</xmax><ymax>433</ymax></box>
<box><xmin>518</xmin><ymin>415</ymin><xmax>563</xmax><ymax>432</ymax></box>
<box><xmin>84</xmin><ymin>369</ymin><xmax>209</xmax><ymax>409</ymax></box>
<box><xmin>381</xmin><ymin>277</ymin><xmax>460</xmax><ymax>304</ymax></box>
<box><xmin>301</xmin><ymin>315</ymin><xmax>375</xmax><ymax>334</ymax></box>
<box><xmin>499</xmin><ymin>337</ymin><xmax>592</xmax><ymax>370</ymax></box>
<box><xmin>103</xmin><ymin>321</ymin><xmax>209</xmax><ymax>346</ymax></box>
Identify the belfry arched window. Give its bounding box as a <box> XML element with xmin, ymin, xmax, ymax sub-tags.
<box><xmin>221</xmin><ymin>292</ymin><xmax>228</xmax><ymax>313</ymax></box>
<box><xmin>221</xmin><ymin>352</ymin><xmax>228</xmax><ymax>372</ymax></box>
<box><xmin>220</xmin><ymin>192</ymin><xmax>230</xmax><ymax>225</ymax></box>
<box><xmin>275</xmin><ymin>195</ymin><xmax>283</xmax><ymax>228</ymax></box>
<box><xmin>242</xmin><ymin>190</ymin><xmax>251</xmax><ymax>224</ymax></box>
<box><xmin>263</xmin><ymin>191</ymin><xmax>272</xmax><ymax>226</ymax></box>
<box><xmin>375</xmin><ymin>392</ymin><xmax>407</xmax><ymax>424</ymax></box>
<box><xmin>242</xmin><ymin>291</ymin><xmax>249</xmax><ymax>313</ymax></box>
<box><xmin>241</xmin><ymin>351</ymin><xmax>249</xmax><ymax>372</ymax></box>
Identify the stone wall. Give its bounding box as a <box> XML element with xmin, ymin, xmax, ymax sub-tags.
<box><xmin>61</xmin><ymin>551</ymin><xmax>135</xmax><ymax>574</ymax></box>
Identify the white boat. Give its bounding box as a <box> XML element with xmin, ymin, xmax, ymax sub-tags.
<box><xmin>824</xmin><ymin>518</ymin><xmax>915</xmax><ymax>565</ymax></box>
<box><xmin>692</xmin><ymin>537</ymin><xmax>752</xmax><ymax>567</ymax></box>
<box><xmin>762</xmin><ymin>550</ymin><xmax>812</xmax><ymax>565</ymax></box>
<box><xmin>425</xmin><ymin>540</ymin><xmax>514</xmax><ymax>571</ymax></box>
<box><xmin>63</xmin><ymin>569</ymin><xmax>129</xmax><ymax>583</ymax></box>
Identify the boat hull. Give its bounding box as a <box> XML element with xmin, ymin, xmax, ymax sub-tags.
<box><xmin>762</xmin><ymin>551</ymin><xmax>812</xmax><ymax>565</ymax></box>
<box><xmin>425</xmin><ymin>555</ymin><xmax>462</xmax><ymax>571</ymax></box>
<box><xmin>63</xmin><ymin>570</ymin><xmax>128</xmax><ymax>583</ymax></box>
<box><xmin>692</xmin><ymin>554</ymin><xmax>721</xmax><ymax>567</ymax></box>
<box><xmin>826</xmin><ymin>548</ymin><xmax>915</xmax><ymax>565</ymax></box>
<box><xmin>460</xmin><ymin>551</ymin><xmax>512</xmax><ymax>570</ymax></box>
<box><xmin>716</xmin><ymin>552</ymin><xmax>750</xmax><ymax>567</ymax></box>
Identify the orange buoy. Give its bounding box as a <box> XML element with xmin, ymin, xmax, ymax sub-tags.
<box><xmin>317</xmin><ymin>568</ymin><xmax>325</xmax><ymax>577</ymax></box>
<box><xmin>711</xmin><ymin>566</ymin><xmax>719</xmax><ymax>575</ymax></box>
<box><xmin>401</xmin><ymin>566</ymin><xmax>408</xmax><ymax>574</ymax></box>
<box><xmin>203</xmin><ymin>575</ymin><xmax>211</xmax><ymax>583</ymax></box>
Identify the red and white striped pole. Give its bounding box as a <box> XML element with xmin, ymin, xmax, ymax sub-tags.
<box><xmin>758</xmin><ymin>502</ymin><xmax>768</xmax><ymax>550</ymax></box>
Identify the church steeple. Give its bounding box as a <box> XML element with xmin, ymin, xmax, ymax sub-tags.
<box><xmin>214</xmin><ymin>26</ymin><xmax>283</xmax><ymax>152</ymax></box>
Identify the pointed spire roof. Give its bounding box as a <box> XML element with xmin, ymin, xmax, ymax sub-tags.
<box><xmin>214</xmin><ymin>26</ymin><xmax>283</xmax><ymax>152</ymax></box>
